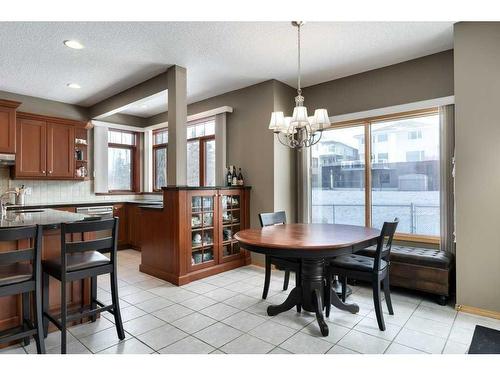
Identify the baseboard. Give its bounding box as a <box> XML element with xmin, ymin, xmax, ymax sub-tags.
<box><xmin>455</xmin><ymin>304</ymin><xmax>500</xmax><ymax>320</ymax></box>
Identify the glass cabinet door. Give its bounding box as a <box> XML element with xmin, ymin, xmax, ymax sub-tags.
<box><xmin>190</xmin><ymin>192</ymin><xmax>216</xmax><ymax>268</ymax></box>
<box><xmin>220</xmin><ymin>191</ymin><xmax>243</xmax><ymax>260</ymax></box>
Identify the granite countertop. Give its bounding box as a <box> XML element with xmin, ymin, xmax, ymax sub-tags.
<box><xmin>5</xmin><ymin>200</ymin><xmax>163</xmax><ymax>210</ymax></box>
<box><xmin>161</xmin><ymin>186</ymin><xmax>251</xmax><ymax>191</ymax></box>
<box><xmin>0</xmin><ymin>208</ymin><xmax>91</xmax><ymax>229</ymax></box>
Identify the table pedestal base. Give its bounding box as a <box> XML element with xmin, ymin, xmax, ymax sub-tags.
<box><xmin>267</xmin><ymin>258</ymin><xmax>359</xmax><ymax>337</ymax></box>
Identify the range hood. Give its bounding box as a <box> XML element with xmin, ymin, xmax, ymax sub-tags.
<box><xmin>0</xmin><ymin>154</ymin><xmax>15</xmax><ymax>166</ymax></box>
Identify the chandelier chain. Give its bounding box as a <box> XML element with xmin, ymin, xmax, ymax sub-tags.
<box><xmin>297</xmin><ymin>22</ymin><xmax>301</xmax><ymax>95</ymax></box>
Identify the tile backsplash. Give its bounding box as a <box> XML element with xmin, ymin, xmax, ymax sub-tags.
<box><xmin>0</xmin><ymin>166</ymin><xmax>156</xmax><ymax>205</ymax></box>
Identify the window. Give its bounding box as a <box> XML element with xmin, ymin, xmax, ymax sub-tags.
<box><xmin>311</xmin><ymin>109</ymin><xmax>440</xmax><ymax>242</ymax></box>
<box><xmin>406</xmin><ymin>150</ymin><xmax>425</xmax><ymax>162</ymax></box>
<box><xmin>153</xmin><ymin>128</ymin><xmax>168</xmax><ymax>191</ymax></box>
<box><xmin>108</xmin><ymin>129</ymin><xmax>138</xmax><ymax>192</ymax></box>
<box><xmin>187</xmin><ymin>118</ymin><xmax>216</xmax><ymax>187</ymax></box>
<box><xmin>408</xmin><ymin>130</ymin><xmax>422</xmax><ymax>140</ymax></box>
<box><xmin>377</xmin><ymin>153</ymin><xmax>388</xmax><ymax>163</ymax></box>
<box><xmin>311</xmin><ymin>125</ymin><xmax>366</xmax><ymax>226</ymax></box>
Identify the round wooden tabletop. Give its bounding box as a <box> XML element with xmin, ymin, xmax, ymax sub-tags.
<box><xmin>235</xmin><ymin>223</ymin><xmax>381</xmax><ymax>258</ymax></box>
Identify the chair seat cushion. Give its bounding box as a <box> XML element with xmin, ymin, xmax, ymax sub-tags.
<box><xmin>0</xmin><ymin>263</ymin><xmax>32</xmax><ymax>287</ymax></box>
<box><xmin>330</xmin><ymin>254</ymin><xmax>387</xmax><ymax>272</ymax></box>
<box><xmin>356</xmin><ymin>245</ymin><xmax>453</xmax><ymax>269</ymax></box>
<box><xmin>43</xmin><ymin>251</ymin><xmax>110</xmax><ymax>273</ymax></box>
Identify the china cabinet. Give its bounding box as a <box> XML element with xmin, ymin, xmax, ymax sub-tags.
<box><xmin>140</xmin><ymin>186</ymin><xmax>251</xmax><ymax>285</ymax></box>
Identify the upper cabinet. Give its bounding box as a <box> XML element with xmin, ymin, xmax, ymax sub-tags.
<box><xmin>0</xmin><ymin>99</ymin><xmax>21</xmax><ymax>154</ymax></box>
<box><xmin>46</xmin><ymin>122</ymin><xmax>75</xmax><ymax>178</ymax></box>
<box><xmin>13</xmin><ymin>112</ymin><xmax>87</xmax><ymax>180</ymax></box>
<box><xmin>15</xmin><ymin>117</ymin><xmax>47</xmax><ymax>177</ymax></box>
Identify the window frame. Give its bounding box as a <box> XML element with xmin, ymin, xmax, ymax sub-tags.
<box><xmin>152</xmin><ymin>128</ymin><xmax>168</xmax><ymax>192</ymax></box>
<box><xmin>107</xmin><ymin>128</ymin><xmax>139</xmax><ymax>193</ymax></box>
<box><xmin>310</xmin><ymin>107</ymin><xmax>440</xmax><ymax>245</ymax></box>
<box><xmin>186</xmin><ymin>117</ymin><xmax>216</xmax><ymax>187</ymax></box>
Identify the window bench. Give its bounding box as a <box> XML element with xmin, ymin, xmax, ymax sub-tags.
<box><xmin>356</xmin><ymin>245</ymin><xmax>454</xmax><ymax>305</ymax></box>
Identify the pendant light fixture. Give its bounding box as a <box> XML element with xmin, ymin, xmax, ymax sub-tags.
<box><xmin>269</xmin><ymin>21</ymin><xmax>331</xmax><ymax>149</ymax></box>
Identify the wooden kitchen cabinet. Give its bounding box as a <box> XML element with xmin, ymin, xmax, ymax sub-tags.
<box><xmin>47</xmin><ymin>122</ymin><xmax>75</xmax><ymax>178</ymax></box>
<box><xmin>113</xmin><ymin>203</ymin><xmax>129</xmax><ymax>248</ymax></box>
<box><xmin>15</xmin><ymin>117</ymin><xmax>47</xmax><ymax>177</ymax></box>
<box><xmin>13</xmin><ymin>112</ymin><xmax>85</xmax><ymax>180</ymax></box>
<box><xmin>127</xmin><ymin>204</ymin><xmax>142</xmax><ymax>249</ymax></box>
<box><xmin>0</xmin><ymin>99</ymin><xmax>20</xmax><ymax>154</ymax></box>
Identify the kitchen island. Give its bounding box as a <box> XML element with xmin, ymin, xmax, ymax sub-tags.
<box><xmin>0</xmin><ymin>208</ymin><xmax>96</xmax><ymax>347</ymax></box>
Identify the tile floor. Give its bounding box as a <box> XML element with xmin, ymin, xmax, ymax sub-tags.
<box><xmin>2</xmin><ymin>249</ymin><xmax>499</xmax><ymax>354</ymax></box>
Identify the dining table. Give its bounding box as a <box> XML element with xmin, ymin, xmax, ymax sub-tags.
<box><xmin>234</xmin><ymin>223</ymin><xmax>380</xmax><ymax>337</ymax></box>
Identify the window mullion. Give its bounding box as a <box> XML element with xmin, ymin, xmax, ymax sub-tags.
<box><xmin>364</xmin><ymin>121</ymin><xmax>372</xmax><ymax>228</ymax></box>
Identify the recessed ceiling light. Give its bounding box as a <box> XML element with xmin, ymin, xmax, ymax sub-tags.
<box><xmin>63</xmin><ymin>40</ymin><xmax>84</xmax><ymax>50</ymax></box>
<box><xmin>67</xmin><ymin>83</ymin><xmax>81</xmax><ymax>89</ymax></box>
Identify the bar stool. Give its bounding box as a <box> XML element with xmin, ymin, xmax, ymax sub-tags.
<box><xmin>0</xmin><ymin>225</ymin><xmax>45</xmax><ymax>354</ymax></box>
<box><xmin>42</xmin><ymin>218</ymin><xmax>125</xmax><ymax>354</ymax></box>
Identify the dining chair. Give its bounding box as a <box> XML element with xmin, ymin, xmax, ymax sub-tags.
<box><xmin>325</xmin><ymin>219</ymin><xmax>399</xmax><ymax>331</ymax></box>
<box><xmin>0</xmin><ymin>225</ymin><xmax>45</xmax><ymax>353</ymax></box>
<box><xmin>259</xmin><ymin>211</ymin><xmax>301</xmax><ymax>311</ymax></box>
<box><xmin>42</xmin><ymin>218</ymin><xmax>125</xmax><ymax>354</ymax></box>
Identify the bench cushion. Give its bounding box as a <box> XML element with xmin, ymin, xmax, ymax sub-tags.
<box><xmin>356</xmin><ymin>245</ymin><xmax>453</xmax><ymax>269</ymax></box>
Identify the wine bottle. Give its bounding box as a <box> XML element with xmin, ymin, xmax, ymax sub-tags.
<box><xmin>237</xmin><ymin>168</ymin><xmax>244</xmax><ymax>186</ymax></box>
<box><xmin>231</xmin><ymin>166</ymin><xmax>238</xmax><ymax>186</ymax></box>
<box><xmin>226</xmin><ymin>166</ymin><xmax>233</xmax><ymax>186</ymax></box>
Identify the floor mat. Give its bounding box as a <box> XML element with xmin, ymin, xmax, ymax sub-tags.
<box><xmin>468</xmin><ymin>325</ymin><xmax>500</xmax><ymax>354</ymax></box>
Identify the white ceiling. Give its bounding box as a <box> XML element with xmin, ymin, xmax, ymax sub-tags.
<box><xmin>0</xmin><ymin>22</ymin><xmax>453</xmax><ymax>117</ymax></box>
<box><xmin>118</xmin><ymin>91</ymin><xmax>168</xmax><ymax>117</ymax></box>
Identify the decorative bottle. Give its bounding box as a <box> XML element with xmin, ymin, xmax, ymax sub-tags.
<box><xmin>237</xmin><ymin>168</ymin><xmax>244</xmax><ymax>186</ymax></box>
<box><xmin>226</xmin><ymin>166</ymin><xmax>233</xmax><ymax>186</ymax></box>
<box><xmin>231</xmin><ymin>166</ymin><xmax>238</xmax><ymax>186</ymax></box>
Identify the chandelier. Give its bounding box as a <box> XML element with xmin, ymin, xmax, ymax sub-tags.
<box><xmin>269</xmin><ymin>21</ymin><xmax>331</xmax><ymax>149</ymax></box>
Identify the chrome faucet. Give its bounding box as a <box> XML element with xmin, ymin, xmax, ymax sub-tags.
<box><xmin>0</xmin><ymin>190</ymin><xmax>16</xmax><ymax>217</ymax></box>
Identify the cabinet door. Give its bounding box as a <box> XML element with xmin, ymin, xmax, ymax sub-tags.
<box><xmin>188</xmin><ymin>190</ymin><xmax>218</xmax><ymax>270</ymax></box>
<box><xmin>0</xmin><ymin>105</ymin><xmax>16</xmax><ymax>153</ymax></box>
<box><xmin>218</xmin><ymin>189</ymin><xmax>245</xmax><ymax>263</ymax></box>
<box><xmin>15</xmin><ymin>118</ymin><xmax>47</xmax><ymax>177</ymax></box>
<box><xmin>114</xmin><ymin>204</ymin><xmax>129</xmax><ymax>248</ymax></box>
<box><xmin>128</xmin><ymin>204</ymin><xmax>142</xmax><ymax>248</ymax></box>
<box><xmin>46</xmin><ymin>123</ymin><xmax>75</xmax><ymax>178</ymax></box>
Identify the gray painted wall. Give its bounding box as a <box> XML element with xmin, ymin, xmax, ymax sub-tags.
<box><xmin>303</xmin><ymin>50</ymin><xmax>454</xmax><ymax>115</ymax></box>
<box><xmin>0</xmin><ymin>90</ymin><xmax>89</xmax><ymax>121</ymax></box>
<box><xmin>454</xmin><ymin>22</ymin><xmax>500</xmax><ymax>313</ymax></box>
<box><xmin>188</xmin><ymin>81</ymin><xmax>276</xmax><ymax>234</ymax></box>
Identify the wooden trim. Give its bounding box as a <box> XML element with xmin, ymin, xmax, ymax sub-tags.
<box><xmin>152</xmin><ymin>144</ymin><xmax>167</xmax><ymax>192</ymax></box>
<box><xmin>0</xmin><ymin>99</ymin><xmax>21</xmax><ymax>109</ymax></box>
<box><xmin>332</xmin><ymin>107</ymin><xmax>439</xmax><ymax>128</ymax></box>
<box><xmin>456</xmin><ymin>304</ymin><xmax>500</xmax><ymax>320</ymax></box>
<box><xmin>17</xmin><ymin>111</ymin><xmax>86</xmax><ymax>127</ymax></box>
<box><xmin>107</xmin><ymin>130</ymin><xmax>140</xmax><ymax>193</ymax></box>
<box><xmin>321</xmin><ymin>107</ymin><xmax>441</xmax><ymax>245</ymax></box>
<box><xmin>395</xmin><ymin>233</ymin><xmax>440</xmax><ymax>245</ymax></box>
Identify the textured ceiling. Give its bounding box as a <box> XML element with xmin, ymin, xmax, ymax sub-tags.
<box><xmin>0</xmin><ymin>22</ymin><xmax>453</xmax><ymax>115</ymax></box>
<box><xmin>118</xmin><ymin>91</ymin><xmax>168</xmax><ymax>117</ymax></box>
